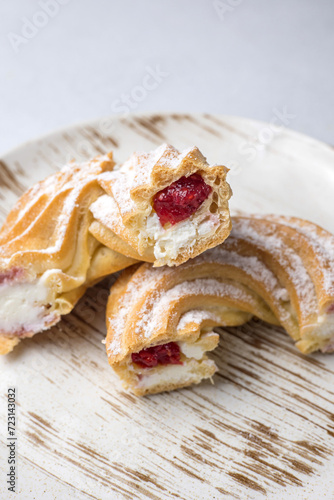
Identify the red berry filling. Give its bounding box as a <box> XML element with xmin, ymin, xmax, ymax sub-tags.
<box><xmin>327</xmin><ymin>303</ymin><xmax>334</xmax><ymax>314</ymax></box>
<box><xmin>131</xmin><ymin>342</ymin><xmax>182</xmax><ymax>369</ymax></box>
<box><xmin>0</xmin><ymin>267</ymin><xmax>24</xmax><ymax>286</ymax></box>
<box><xmin>153</xmin><ymin>174</ymin><xmax>212</xmax><ymax>226</ymax></box>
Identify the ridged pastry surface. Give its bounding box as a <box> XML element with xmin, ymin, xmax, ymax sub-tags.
<box><xmin>90</xmin><ymin>144</ymin><xmax>232</xmax><ymax>266</ymax></box>
<box><xmin>0</xmin><ymin>153</ymin><xmax>136</xmax><ymax>353</ymax></box>
<box><xmin>106</xmin><ymin>214</ymin><xmax>334</xmax><ymax>393</ymax></box>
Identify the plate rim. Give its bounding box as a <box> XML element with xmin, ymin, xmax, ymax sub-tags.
<box><xmin>1</xmin><ymin>111</ymin><xmax>333</xmax><ymax>162</ymax></box>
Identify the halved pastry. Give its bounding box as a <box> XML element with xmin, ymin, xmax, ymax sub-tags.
<box><xmin>0</xmin><ymin>153</ymin><xmax>137</xmax><ymax>354</ymax></box>
<box><xmin>230</xmin><ymin>215</ymin><xmax>334</xmax><ymax>353</ymax></box>
<box><xmin>106</xmin><ymin>215</ymin><xmax>334</xmax><ymax>395</ymax></box>
<box><xmin>89</xmin><ymin>143</ymin><xmax>232</xmax><ymax>266</ymax></box>
<box><xmin>105</xmin><ymin>259</ymin><xmax>277</xmax><ymax>397</ymax></box>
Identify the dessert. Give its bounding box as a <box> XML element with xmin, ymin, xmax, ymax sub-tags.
<box><xmin>89</xmin><ymin>144</ymin><xmax>232</xmax><ymax>266</ymax></box>
<box><xmin>0</xmin><ymin>153</ymin><xmax>136</xmax><ymax>354</ymax></box>
<box><xmin>0</xmin><ymin>144</ymin><xmax>232</xmax><ymax>354</ymax></box>
<box><xmin>105</xmin><ymin>215</ymin><xmax>334</xmax><ymax>395</ymax></box>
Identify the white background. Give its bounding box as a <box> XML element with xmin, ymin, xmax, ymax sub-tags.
<box><xmin>1</xmin><ymin>0</ymin><xmax>333</xmax><ymax>155</ymax></box>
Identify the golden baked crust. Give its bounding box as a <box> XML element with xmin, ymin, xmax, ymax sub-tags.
<box><xmin>90</xmin><ymin>144</ymin><xmax>232</xmax><ymax>267</ymax></box>
<box><xmin>0</xmin><ymin>336</ymin><xmax>20</xmax><ymax>355</ymax></box>
<box><xmin>230</xmin><ymin>215</ymin><xmax>334</xmax><ymax>352</ymax></box>
<box><xmin>106</xmin><ymin>214</ymin><xmax>334</xmax><ymax>395</ymax></box>
<box><xmin>0</xmin><ymin>153</ymin><xmax>136</xmax><ymax>353</ymax></box>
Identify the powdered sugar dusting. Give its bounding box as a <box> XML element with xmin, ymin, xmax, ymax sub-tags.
<box><xmin>107</xmin><ymin>265</ymin><xmax>172</xmax><ymax>355</ymax></box>
<box><xmin>111</xmin><ymin>171</ymin><xmax>136</xmax><ymax>215</ymax></box>
<box><xmin>195</xmin><ymin>245</ymin><xmax>291</xmax><ymax>322</ymax></box>
<box><xmin>99</xmin><ymin>145</ymin><xmax>203</xmax><ymax>219</ymax></box>
<box><xmin>90</xmin><ymin>194</ymin><xmax>121</xmax><ymax>230</ymax></box>
<box><xmin>177</xmin><ymin>309</ymin><xmax>221</xmax><ymax>331</ymax></box>
<box><xmin>14</xmin><ymin>154</ymin><xmax>110</xmax><ymax>226</ymax></box>
<box><xmin>107</xmin><ymin>273</ymin><xmax>258</xmax><ymax>356</ymax></box>
<box><xmin>0</xmin><ymin>154</ymin><xmax>112</xmax><ymax>265</ymax></box>
<box><xmin>134</xmin><ymin>278</ymin><xmax>259</xmax><ymax>341</ymax></box>
<box><xmin>106</xmin><ymin>215</ymin><xmax>333</xmax><ymax>358</ymax></box>
<box><xmin>126</xmin><ymin>144</ymin><xmax>193</xmax><ymax>191</ymax></box>
<box><xmin>266</xmin><ymin>215</ymin><xmax>334</xmax><ymax>296</ymax></box>
<box><xmin>231</xmin><ymin>218</ymin><xmax>317</xmax><ymax>319</ymax></box>
<box><xmin>199</xmin><ymin>247</ymin><xmax>288</xmax><ymax>301</ymax></box>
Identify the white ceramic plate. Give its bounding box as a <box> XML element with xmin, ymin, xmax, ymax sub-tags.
<box><xmin>1</xmin><ymin>114</ymin><xmax>334</xmax><ymax>500</ymax></box>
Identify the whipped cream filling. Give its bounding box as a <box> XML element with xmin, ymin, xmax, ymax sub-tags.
<box><xmin>132</xmin><ymin>332</ymin><xmax>219</xmax><ymax>391</ymax></box>
<box><xmin>144</xmin><ymin>195</ymin><xmax>220</xmax><ymax>263</ymax></box>
<box><xmin>314</xmin><ymin>314</ymin><xmax>334</xmax><ymax>352</ymax></box>
<box><xmin>0</xmin><ymin>274</ymin><xmax>54</xmax><ymax>334</ymax></box>
<box><xmin>178</xmin><ymin>332</ymin><xmax>218</xmax><ymax>360</ymax></box>
<box><xmin>136</xmin><ymin>358</ymin><xmax>216</xmax><ymax>390</ymax></box>
<box><xmin>310</xmin><ymin>313</ymin><xmax>334</xmax><ymax>338</ymax></box>
<box><xmin>178</xmin><ymin>340</ymin><xmax>207</xmax><ymax>361</ymax></box>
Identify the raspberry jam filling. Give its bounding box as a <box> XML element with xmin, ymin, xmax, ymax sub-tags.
<box><xmin>153</xmin><ymin>173</ymin><xmax>212</xmax><ymax>226</ymax></box>
<box><xmin>131</xmin><ymin>342</ymin><xmax>182</xmax><ymax>369</ymax></box>
<box><xmin>327</xmin><ymin>303</ymin><xmax>334</xmax><ymax>314</ymax></box>
<box><xmin>0</xmin><ymin>268</ymin><xmax>24</xmax><ymax>286</ymax></box>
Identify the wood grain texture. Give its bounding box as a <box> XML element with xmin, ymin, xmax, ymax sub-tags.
<box><xmin>0</xmin><ymin>114</ymin><xmax>334</xmax><ymax>499</ymax></box>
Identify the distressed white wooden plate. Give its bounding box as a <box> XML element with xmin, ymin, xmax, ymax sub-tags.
<box><xmin>1</xmin><ymin>114</ymin><xmax>334</xmax><ymax>500</ymax></box>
